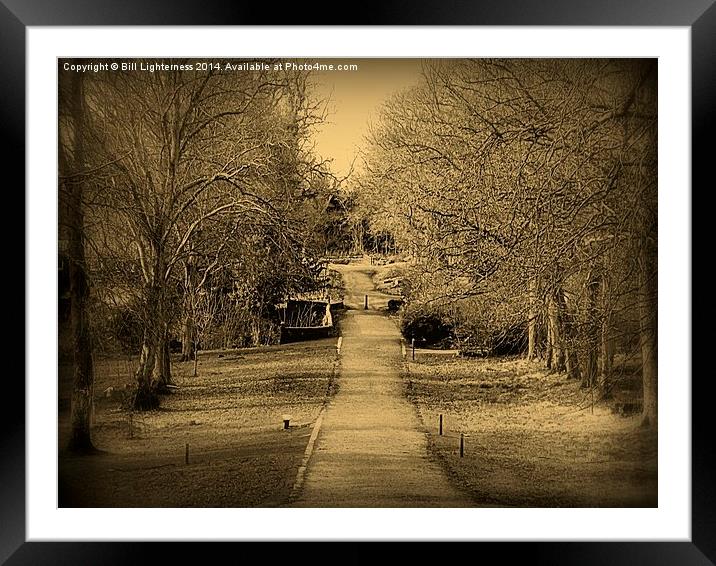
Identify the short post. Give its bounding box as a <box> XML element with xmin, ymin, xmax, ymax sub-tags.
<box><xmin>439</xmin><ymin>414</ymin><xmax>443</xmax><ymax>436</ymax></box>
<box><xmin>185</xmin><ymin>443</ymin><xmax>189</xmax><ymax>464</ymax></box>
<box><xmin>283</xmin><ymin>414</ymin><xmax>291</xmax><ymax>430</ymax></box>
<box><xmin>460</xmin><ymin>433</ymin><xmax>464</xmax><ymax>458</ymax></box>
<box><xmin>364</xmin><ymin>294</ymin><xmax>368</xmax><ymax>309</ymax></box>
<box><xmin>412</xmin><ymin>338</ymin><xmax>415</xmax><ymax>361</ymax></box>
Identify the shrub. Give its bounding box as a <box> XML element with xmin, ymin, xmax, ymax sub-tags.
<box><xmin>400</xmin><ymin>305</ymin><xmax>454</xmax><ymax>347</ymax></box>
<box><xmin>88</xmin><ymin>301</ymin><xmax>144</xmax><ymax>355</ymax></box>
<box><xmin>109</xmin><ymin>308</ymin><xmax>144</xmax><ymax>354</ymax></box>
<box><xmin>454</xmin><ymin>319</ymin><xmax>527</xmax><ymax>357</ymax></box>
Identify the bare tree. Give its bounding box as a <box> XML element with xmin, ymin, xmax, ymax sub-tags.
<box><xmin>190</xmin><ymin>286</ymin><xmax>223</xmax><ymax>377</ymax></box>
<box><xmin>78</xmin><ymin>64</ymin><xmax>296</xmax><ymax>408</ymax></box>
<box><xmin>59</xmin><ymin>61</ymin><xmax>338</xmax><ymax>412</ymax></box>
<box><xmin>357</xmin><ymin>59</ymin><xmax>657</xmax><ymax>424</ymax></box>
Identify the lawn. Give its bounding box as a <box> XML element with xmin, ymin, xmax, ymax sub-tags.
<box><xmin>58</xmin><ymin>338</ymin><xmax>339</xmax><ymax>507</ymax></box>
<box><xmin>405</xmin><ymin>355</ymin><xmax>657</xmax><ymax>507</ymax></box>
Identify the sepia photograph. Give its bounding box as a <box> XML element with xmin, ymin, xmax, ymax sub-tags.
<box><xmin>57</xmin><ymin>57</ymin><xmax>658</xmax><ymax>509</ymax></box>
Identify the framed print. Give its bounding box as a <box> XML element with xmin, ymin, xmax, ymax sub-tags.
<box><xmin>8</xmin><ymin>0</ymin><xmax>712</xmax><ymax>564</ymax></box>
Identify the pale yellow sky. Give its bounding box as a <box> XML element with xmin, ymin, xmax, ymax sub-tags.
<box><xmin>310</xmin><ymin>59</ymin><xmax>426</xmax><ymax>180</ymax></box>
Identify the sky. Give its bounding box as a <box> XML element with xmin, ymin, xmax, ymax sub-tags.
<box><xmin>309</xmin><ymin>59</ymin><xmax>426</xmax><ymax>180</ymax></box>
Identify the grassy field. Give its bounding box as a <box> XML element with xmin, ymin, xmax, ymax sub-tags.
<box><xmin>405</xmin><ymin>354</ymin><xmax>657</xmax><ymax>507</ymax></box>
<box><xmin>58</xmin><ymin>338</ymin><xmax>339</xmax><ymax>507</ymax></box>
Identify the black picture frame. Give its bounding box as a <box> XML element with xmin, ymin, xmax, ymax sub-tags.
<box><xmin>7</xmin><ymin>1</ymin><xmax>711</xmax><ymax>563</ymax></box>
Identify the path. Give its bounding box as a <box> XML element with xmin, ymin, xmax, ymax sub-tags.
<box><xmin>291</xmin><ymin>263</ymin><xmax>470</xmax><ymax>507</ymax></box>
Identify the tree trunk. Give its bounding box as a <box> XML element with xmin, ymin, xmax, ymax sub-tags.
<box><xmin>180</xmin><ymin>257</ymin><xmax>197</xmax><ymax>361</ymax></box>
<box><xmin>534</xmin><ymin>310</ymin><xmax>544</xmax><ymax>361</ymax></box>
<box><xmin>639</xmin><ymin>239</ymin><xmax>658</xmax><ymax>427</ymax></box>
<box><xmin>193</xmin><ymin>340</ymin><xmax>199</xmax><ymax>377</ymax></box>
<box><xmin>134</xmin><ymin>283</ymin><xmax>161</xmax><ymax>410</ymax></box>
<box><xmin>151</xmin><ymin>275</ymin><xmax>173</xmax><ymax>390</ymax></box>
<box><xmin>180</xmin><ymin>313</ymin><xmax>195</xmax><ymax>361</ymax></box>
<box><xmin>565</xmin><ymin>346</ymin><xmax>581</xmax><ymax>381</ymax></box>
<box><xmin>134</xmin><ymin>331</ymin><xmax>159</xmax><ymax>410</ymax></box>
<box><xmin>556</xmin><ymin>289</ymin><xmax>580</xmax><ymax>380</ymax></box>
<box><xmin>65</xmin><ymin>73</ymin><xmax>96</xmax><ymax>454</ymax></box>
<box><xmin>251</xmin><ymin>317</ymin><xmax>261</xmax><ymax>346</ymax></box>
<box><xmin>154</xmin><ymin>324</ymin><xmax>173</xmax><ymax>390</ymax></box>
<box><xmin>68</xmin><ymin>256</ymin><xmax>95</xmax><ymax>452</ymax></box>
<box><xmin>149</xmin><ymin>251</ymin><xmax>174</xmax><ymax>391</ymax></box>
<box><xmin>600</xmin><ymin>271</ymin><xmax>615</xmax><ymax>397</ymax></box>
<box><xmin>545</xmin><ymin>311</ymin><xmax>553</xmax><ymax>371</ymax></box>
<box><xmin>582</xmin><ymin>268</ymin><xmax>600</xmax><ymax>389</ymax></box>
<box><xmin>548</xmin><ymin>292</ymin><xmax>566</xmax><ymax>373</ymax></box>
<box><xmin>527</xmin><ymin>277</ymin><xmax>537</xmax><ymax>361</ymax></box>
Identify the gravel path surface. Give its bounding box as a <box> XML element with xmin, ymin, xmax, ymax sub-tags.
<box><xmin>292</xmin><ymin>264</ymin><xmax>471</xmax><ymax>507</ymax></box>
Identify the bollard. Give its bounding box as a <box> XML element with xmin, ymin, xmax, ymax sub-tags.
<box><xmin>185</xmin><ymin>443</ymin><xmax>189</xmax><ymax>464</ymax></box>
<box><xmin>439</xmin><ymin>414</ymin><xmax>443</xmax><ymax>436</ymax></box>
<box><xmin>364</xmin><ymin>294</ymin><xmax>368</xmax><ymax>309</ymax></box>
<box><xmin>412</xmin><ymin>338</ymin><xmax>415</xmax><ymax>361</ymax></box>
<box><xmin>460</xmin><ymin>434</ymin><xmax>464</xmax><ymax>458</ymax></box>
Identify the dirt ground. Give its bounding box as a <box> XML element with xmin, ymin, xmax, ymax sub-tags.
<box><xmin>405</xmin><ymin>354</ymin><xmax>657</xmax><ymax>507</ymax></box>
<box><xmin>58</xmin><ymin>338</ymin><xmax>338</xmax><ymax>507</ymax></box>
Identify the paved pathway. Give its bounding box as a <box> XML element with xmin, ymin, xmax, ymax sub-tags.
<box><xmin>292</xmin><ymin>263</ymin><xmax>470</xmax><ymax>507</ymax></box>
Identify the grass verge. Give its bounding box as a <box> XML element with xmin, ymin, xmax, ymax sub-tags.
<box><xmin>59</xmin><ymin>338</ymin><xmax>339</xmax><ymax>507</ymax></box>
<box><xmin>404</xmin><ymin>354</ymin><xmax>657</xmax><ymax>507</ymax></box>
